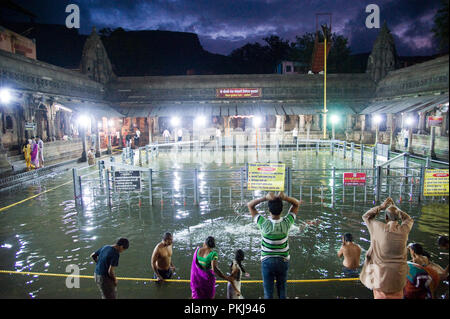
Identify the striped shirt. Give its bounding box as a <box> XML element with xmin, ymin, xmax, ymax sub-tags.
<box><xmin>254</xmin><ymin>212</ymin><xmax>296</xmax><ymax>261</ymax></box>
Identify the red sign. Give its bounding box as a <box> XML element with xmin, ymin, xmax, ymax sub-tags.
<box><xmin>343</xmin><ymin>172</ymin><xmax>366</xmax><ymax>186</ymax></box>
<box><xmin>428</xmin><ymin>116</ymin><xmax>443</xmax><ymax>126</ymax></box>
<box><xmin>216</xmin><ymin>88</ymin><xmax>262</xmax><ymax>98</ymax></box>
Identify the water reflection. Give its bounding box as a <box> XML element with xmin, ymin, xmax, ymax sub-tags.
<box><xmin>0</xmin><ymin>150</ymin><xmax>448</xmax><ymax>298</ymax></box>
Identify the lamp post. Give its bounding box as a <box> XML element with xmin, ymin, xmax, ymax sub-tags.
<box><xmin>253</xmin><ymin>116</ymin><xmax>262</xmax><ymax>150</ymax></box>
<box><xmin>107</xmin><ymin>119</ymin><xmax>114</xmax><ymax>154</ymax></box>
<box><xmin>405</xmin><ymin>116</ymin><xmax>414</xmax><ymax>153</ymax></box>
<box><xmin>77</xmin><ymin>115</ymin><xmax>91</xmax><ymax>162</ymax></box>
<box><xmin>373</xmin><ymin>114</ymin><xmax>382</xmax><ymax>146</ymax></box>
<box><xmin>0</xmin><ymin>88</ymin><xmax>12</xmax><ymax>104</ymax></box>
<box><xmin>330</xmin><ymin>115</ymin><xmax>339</xmax><ymax>140</ymax></box>
<box><xmin>171</xmin><ymin>116</ymin><xmax>181</xmax><ymax>143</ymax></box>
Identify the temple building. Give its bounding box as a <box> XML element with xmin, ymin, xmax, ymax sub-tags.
<box><xmin>0</xmin><ymin>24</ymin><xmax>448</xmax><ymax>174</ymax></box>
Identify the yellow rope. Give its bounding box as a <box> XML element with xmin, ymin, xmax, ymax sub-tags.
<box><xmin>0</xmin><ymin>181</ymin><xmax>72</xmax><ymax>213</ymax></box>
<box><xmin>0</xmin><ymin>270</ymin><xmax>359</xmax><ymax>283</ymax></box>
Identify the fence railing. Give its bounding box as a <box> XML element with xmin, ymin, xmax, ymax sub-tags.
<box><xmin>72</xmin><ymin>151</ymin><xmax>448</xmax><ymax>210</ymax></box>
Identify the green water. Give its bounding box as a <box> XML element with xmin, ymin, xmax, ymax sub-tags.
<box><xmin>0</xmin><ymin>149</ymin><xmax>448</xmax><ymax>299</ymax></box>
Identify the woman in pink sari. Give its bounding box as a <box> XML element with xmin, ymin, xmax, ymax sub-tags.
<box><xmin>30</xmin><ymin>139</ymin><xmax>39</xmax><ymax>168</ymax></box>
<box><xmin>190</xmin><ymin>236</ymin><xmax>236</xmax><ymax>299</ymax></box>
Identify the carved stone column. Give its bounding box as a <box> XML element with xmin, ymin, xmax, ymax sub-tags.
<box><xmin>312</xmin><ymin>114</ymin><xmax>320</xmax><ymax>131</ymax></box>
<box><xmin>388</xmin><ymin>114</ymin><xmax>397</xmax><ymax>151</ymax></box>
<box><xmin>418</xmin><ymin>112</ymin><xmax>426</xmax><ymax>135</ymax></box>
<box><xmin>299</xmin><ymin>115</ymin><xmax>305</xmax><ymax>132</ymax></box>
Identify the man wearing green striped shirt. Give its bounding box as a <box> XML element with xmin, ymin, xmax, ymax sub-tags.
<box><xmin>248</xmin><ymin>191</ymin><xmax>300</xmax><ymax>299</ymax></box>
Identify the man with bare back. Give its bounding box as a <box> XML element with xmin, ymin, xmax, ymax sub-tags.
<box><xmin>337</xmin><ymin>233</ymin><xmax>362</xmax><ymax>277</ymax></box>
<box><xmin>151</xmin><ymin>232</ymin><xmax>175</xmax><ymax>281</ymax></box>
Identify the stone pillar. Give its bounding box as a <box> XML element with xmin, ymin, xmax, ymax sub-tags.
<box><xmin>299</xmin><ymin>115</ymin><xmax>305</xmax><ymax>132</ymax></box>
<box><xmin>153</xmin><ymin>116</ymin><xmax>159</xmax><ymax>135</ymax></box>
<box><xmin>275</xmin><ymin>115</ymin><xmax>284</xmax><ymax>132</ymax></box>
<box><xmin>387</xmin><ymin>114</ymin><xmax>396</xmax><ymax>151</ymax></box>
<box><xmin>418</xmin><ymin>112</ymin><xmax>426</xmax><ymax>135</ymax></box>
<box><xmin>93</xmin><ymin>117</ymin><xmax>101</xmax><ymax>157</ymax></box>
<box><xmin>312</xmin><ymin>114</ymin><xmax>320</xmax><ymax>131</ymax></box>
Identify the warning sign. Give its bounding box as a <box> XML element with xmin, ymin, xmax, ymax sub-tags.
<box><xmin>247</xmin><ymin>163</ymin><xmax>285</xmax><ymax>191</ymax></box>
<box><xmin>343</xmin><ymin>172</ymin><xmax>366</xmax><ymax>186</ymax></box>
<box><xmin>114</xmin><ymin>170</ymin><xmax>141</xmax><ymax>192</ymax></box>
<box><xmin>423</xmin><ymin>169</ymin><xmax>449</xmax><ymax>197</ymax></box>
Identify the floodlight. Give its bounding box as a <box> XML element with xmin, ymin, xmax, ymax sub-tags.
<box><xmin>77</xmin><ymin>114</ymin><xmax>91</xmax><ymax>128</ymax></box>
<box><xmin>171</xmin><ymin>116</ymin><xmax>181</xmax><ymax>127</ymax></box>
<box><xmin>0</xmin><ymin>88</ymin><xmax>12</xmax><ymax>104</ymax></box>
<box><xmin>373</xmin><ymin>114</ymin><xmax>382</xmax><ymax>124</ymax></box>
<box><xmin>330</xmin><ymin>114</ymin><xmax>339</xmax><ymax>124</ymax></box>
<box><xmin>195</xmin><ymin>115</ymin><xmax>206</xmax><ymax>126</ymax></box>
<box><xmin>253</xmin><ymin>116</ymin><xmax>262</xmax><ymax>127</ymax></box>
<box><xmin>406</xmin><ymin>117</ymin><xmax>414</xmax><ymax>126</ymax></box>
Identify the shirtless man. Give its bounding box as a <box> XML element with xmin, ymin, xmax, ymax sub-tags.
<box><xmin>151</xmin><ymin>233</ymin><xmax>175</xmax><ymax>281</ymax></box>
<box><xmin>337</xmin><ymin>233</ymin><xmax>362</xmax><ymax>277</ymax></box>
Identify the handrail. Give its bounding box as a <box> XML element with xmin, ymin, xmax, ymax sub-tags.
<box><xmin>379</xmin><ymin>152</ymin><xmax>407</xmax><ymax>167</ymax></box>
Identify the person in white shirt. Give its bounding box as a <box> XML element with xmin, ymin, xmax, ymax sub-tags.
<box><xmin>402</xmin><ymin>128</ymin><xmax>409</xmax><ymax>148</ymax></box>
<box><xmin>35</xmin><ymin>136</ymin><xmax>44</xmax><ymax>168</ymax></box>
<box><xmin>292</xmin><ymin>127</ymin><xmax>298</xmax><ymax>145</ymax></box>
<box><xmin>177</xmin><ymin>128</ymin><xmax>183</xmax><ymax>142</ymax></box>
<box><xmin>215</xmin><ymin>128</ymin><xmax>221</xmax><ymax>148</ymax></box>
<box><xmin>163</xmin><ymin>129</ymin><xmax>171</xmax><ymax>143</ymax></box>
<box><xmin>134</xmin><ymin>128</ymin><xmax>141</xmax><ymax>147</ymax></box>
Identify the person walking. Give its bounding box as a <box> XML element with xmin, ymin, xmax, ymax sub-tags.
<box><xmin>359</xmin><ymin>197</ymin><xmax>414</xmax><ymax>299</ymax></box>
<box><xmin>91</xmin><ymin>238</ymin><xmax>129</xmax><ymax>299</ymax></box>
<box><xmin>30</xmin><ymin>138</ymin><xmax>39</xmax><ymax>169</ymax></box>
<box><xmin>163</xmin><ymin>129</ymin><xmax>171</xmax><ymax>143</ymax></box>
<box><xmin>247</xmin><ymin>191</ymin><xmax>300</xmax><ymax>299</ymax></box>
<box><xmin>134</xmin><ymin>127</ymin><xmax>141</xmax><ymax>147</ymax></box>
<box><xmin>177</xmin><ymin>128</ymin><xmax>183</xmax><ymax>142</ymax></box>
<box><xmin>36</xmin><ymin>136</ymin><xmax>44</xmax><ymax>168</ymax></box>
<box><xmin>151</xmin><ymin>232</ymin><xmax>176</xmax><ymax>281</ymax></box>
<box><xmin>292</xmin><ymin>127</ymin><xmax>298</xmax><ymax>145</ymax></box>
<box><xmin>22</xmin><ymin>140</ymin><xmax>33</xmax><ymax>171</ymax></box>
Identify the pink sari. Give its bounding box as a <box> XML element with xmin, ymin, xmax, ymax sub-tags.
<box><xmin>30</xmin><ymin>142</ymin><xmax>39</xmax><ymax>167</ymax></box>
<box><xmin>190</xmin><ymin>247</ymin><xmax>216</xmax><ymax>299</ymax></box>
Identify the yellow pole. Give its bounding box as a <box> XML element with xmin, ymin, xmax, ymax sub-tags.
<box><xmin>323</xmin><ymin>37</ymin><xmax>327</xmax><ymax>139</ymax></box>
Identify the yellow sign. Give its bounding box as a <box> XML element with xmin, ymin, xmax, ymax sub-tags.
<box><xmin>247</xmin><ymin>163</ymin><xmax>285</xmax><ymax>191</ymax></box>
<box><xmin>423</xmin><ymin>169</ymin><xmax>449</xmax><ymax>196</ymax></box>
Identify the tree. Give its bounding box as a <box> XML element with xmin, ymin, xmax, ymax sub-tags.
<box><xmin>432</xmin><ymin>0</ymin><xmax>449</xmax><ymax>52</ymax></box>
<box><xmin>229</xmin><ymin>42</ymin><xmax>272</xmax><ymax>74</ymax></box>
<box><xmin>263</xmin><ymin>35</ymin><xmax>293</xmax><ymax>67</ymax></box>
<box><xmin>327</xmin><ymin>34</ymin><xmax>352</xmax><ymax>73</ymax></box>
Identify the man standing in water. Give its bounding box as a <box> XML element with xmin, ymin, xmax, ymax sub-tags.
<box><xmin>91</xmin><ymin>238</ymin><xmax>129</xmax><ymax>299</ymax></box>
<box><xmin>337</xmin><ymin>233</ymin><xmax>362</xmax><ymax>277</ymax></box>
<box><xmin>151</xmin><ymin>232</ymin><xmax>176</xmax><ymax>281</ymax></box>
<box><xmin>360</xmin><ymin>197</ymin><xmax>414</xmax><ymax>299</ymax></box>
<box><xmin>247</xmin><ymin>191</ymin><xmax>300</xmax><ymax>299</ymax></box>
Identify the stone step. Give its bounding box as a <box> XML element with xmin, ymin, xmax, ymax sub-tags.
<box><xmin>8</xmin><ymin>154</ymin><xmax>24</xmax><ymax>162</ymax></box>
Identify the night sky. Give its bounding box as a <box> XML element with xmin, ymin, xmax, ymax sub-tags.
<box><xmin>5</xmin><ymin>0</ymin><xmax>444</xmax><ymax>56</ymax></box>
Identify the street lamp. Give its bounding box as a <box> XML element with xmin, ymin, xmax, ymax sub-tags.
<box><xmin>0</xmin><ymin>88</ymin><xmax>12</xmax><ymax>104</ymax></box>
<box><xmin>330</xmin><ymin>114</ymin><xmax>339</xmax><ymax>140</ymax></box>
<box><xmin>373</xmin><ymin>114</ymin><xmax>382</xmax><ymax>145</ymax></box>
<box><xmin>253</xmin><ymin>116</ymin><xmax>263</xmax><ymax>150</ymax></box>
<box><xmin>405</xmin><ymin>116</ymin><xmax>415</xmax><ymax>153</ymax></box>
<box><xmin>195</xmin><ymin>115</ymin><xmax>206</xmax><ymax>127</ymax></box>
<box><xmin>171</xmin><ymin>116</ymin><xmax>181</xmax><ymax>127</ymax></box>
<box><xmin>77</xmin><ymin>114</ymin><xmax>91</xmax><ymax>162</ymax></box>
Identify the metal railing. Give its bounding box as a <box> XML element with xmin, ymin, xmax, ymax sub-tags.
<box><xmin>72</xmin><ymin>153</ymin><xmax>448</xmax><ymax>210</ymax></box>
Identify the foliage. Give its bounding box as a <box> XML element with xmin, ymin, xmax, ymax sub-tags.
<box><xmin>432</xmin><ymin>0</ymin><xmax>449</xmax><ymax>52</ymax></box>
